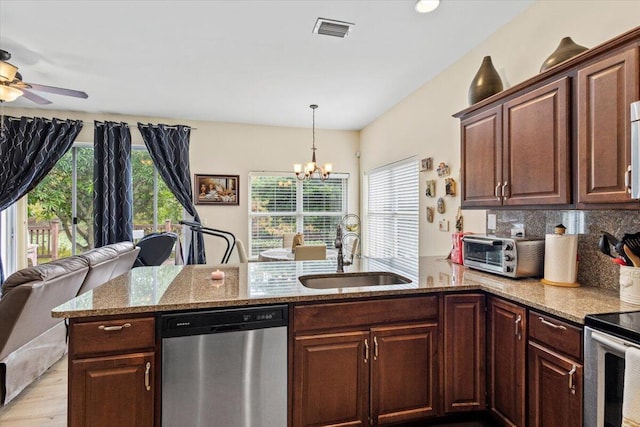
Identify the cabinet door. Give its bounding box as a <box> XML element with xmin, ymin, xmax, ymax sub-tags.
<box><xmin>488</xmin><ymin>297</ymin><xmax>527</xmax><ymax>427</ymax></box>
<box><xmin>69</xmin><ymin>352</ymin><xmax>154</xmax><ymax>427</ymax></box>
<box><xmin>443</xmin><ymin>294</ymin><xmax>486</xmax><ymax>413</ymax></box>
<box><xmin>370</xmin><ymin>323</ymin><xmax>438</xmax><ymax>425</ymax></box>
<box><xmin>293</xmin><ymin>331</ymin><xmax>370</xmax><ymax>427</ymax></box>
<box><xmin>460</xmin><ymin>105</ymin><xmax>503</xmax><ymax>207</ymax></box>
<box><xmin>502</xmin><ymin>78</ymin><xmax>571</xmax><ymax>206</ymax></box>
<box><xmin>577</xmin><ymin>46</ymin><xmax>639</xmax><ymax>205</ymax></box>
<box><xmin>528</xmin><ymin>342</ymin><xmax>583</xmax><ymax>427</ymax></box>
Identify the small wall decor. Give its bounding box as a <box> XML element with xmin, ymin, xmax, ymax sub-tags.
<box><xmin>195</xmin><ymin>174</ymin><xmax>239</xmax><ymax>205</ymax></box>
<box><xmin>436</xmin><ymin>162</ymin><xmax>450</xmax><ymax>177</ymax></box>
<box><xmin>437</xmin><ymin>197</ymin><xmax>445</xmax><ymax>214</ymax></box>
<box><xmin>425</xmin><ymin>180</ymin><xmax>436</xmax><ymax>198</ymax></box>
<box><xmin>445</xmin><ymin>177</ymin><xmax>456</xmax><ymax>196</ymax></box>
<box><xmin>421</xmin><ymin>157</ymin><xmax>433</xmax><ymax>171</ymax></box>
<box><xmin>438</xmin><ymin>219</ymin><xmax>449</xmax><ymax>232</ymax></box>
<box><xmin>455</xmin><ymin>206</ymin><xmax>463</xmax><ymax>232</ymax></box>
<box><xmin>426</xmin><ymin>207</ymin><xmax>434</xmax><ymax>223</ymax></box>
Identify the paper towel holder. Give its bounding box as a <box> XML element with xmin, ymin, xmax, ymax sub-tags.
<box><xmin>541</xmin><ymin>224</ymin><xmax>580</xmax><ymax>288</ymax></box>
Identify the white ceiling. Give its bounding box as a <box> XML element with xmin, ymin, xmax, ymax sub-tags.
<box><xmin>0</xmin><ymin>0</ymin><xmax>533</xmax><ymax>130</ymax></box>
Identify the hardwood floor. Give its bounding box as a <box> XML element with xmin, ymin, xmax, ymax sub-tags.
<box><xmin>0</xmin><ymin>355</ymin><xmax>67</xmax><ymax>427</ymax></box>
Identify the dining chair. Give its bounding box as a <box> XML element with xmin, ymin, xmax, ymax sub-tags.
<box><xmin>294</xmin><ymin>245</ymin><xmax>327</xmax><ymax>261</ymax></box>
<box><xmin>235</xmin><ymin>239</ymin><xmax>249</xmax><ymax>263</ymax></box>
<box><xmin>345</xmin><ymin>236</ymin><xmax>360</xmax><ymax>265</ymax></box>
<box><xmin>282</xmin><ymin>233</ymin><xmax>296</xmax><ymax>249</ymax></box>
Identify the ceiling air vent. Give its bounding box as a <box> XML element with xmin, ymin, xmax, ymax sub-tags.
<box><xmin>313</xmin><ymin>18</ymin><xmax>355</xmax><ymax>38</ymax></box>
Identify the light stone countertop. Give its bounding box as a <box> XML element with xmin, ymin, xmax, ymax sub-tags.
<box><xmin>52</xmin><ymin>256</ymin><xmax>639</xmax><ymax>324</ymax></box>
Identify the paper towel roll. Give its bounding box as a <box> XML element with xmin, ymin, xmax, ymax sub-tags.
<box><xmin>543</xmin><ymin>233</ymin><xmax>579</xmax><ymax>287</ymax></box>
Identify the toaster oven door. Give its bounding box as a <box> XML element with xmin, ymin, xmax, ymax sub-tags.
<box><xmin>463</xmin><ymin>237</ymin><xmax>504</xmax><ymax>274</ymax></box>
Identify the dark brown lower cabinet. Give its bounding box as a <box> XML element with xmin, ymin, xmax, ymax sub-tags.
<box><xmin>371</xmin><ymin>323</ymin><xmax>438</xmax><ymax>425</ymax></box>
<box><xmin>69</xmin><ymin>352</ymin><xmax>155</xmax><ymax>427</ymax></box>
<box><xmin>528</xmin><ymin>341</ymin><xmax>583</xmax><ymax>427</ymax></box>
<box><xmin>293</xmin><ymin>323</ymin><xmax>438</xmax><ymax>426</ymax></box>
<box><xmin>293</xmin><ymin>331</ymin><xmax>370</xmax><ymax>427</ymax></box>
<box><xmin>488</xmin><ymin>297</ymin><xmax>526</xmax><ymax>427</ymax></box>
<box><xmin>443</xmin><ymin>293</ymin><xmax>486</xmax><ymax>413</ymax></box>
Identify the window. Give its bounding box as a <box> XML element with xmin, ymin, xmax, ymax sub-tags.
<box><xmin>365</xmin><ymin>157</ymin><xmax>419</xmax><ymax>274</ymax></box>
<box><xmin>26</xmin><ymin>144</ymin><xmax>183</xmax><ymax>263</ymax></box>
<box><xmin>249</xmin><ymin>172</ymin><xmax>348</xmax><ymax>257</ymax></box>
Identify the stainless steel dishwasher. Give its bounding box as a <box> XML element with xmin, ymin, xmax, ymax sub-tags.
<box><xmin>160</xmin><ymin>305</ymin><xmax>288</xmax><ymax>427</ymax></box>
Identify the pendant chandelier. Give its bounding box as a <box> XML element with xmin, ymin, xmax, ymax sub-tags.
<box><xmin>294</xmin><ymin>104</ymin><xmax>332</xmax><ymax>181</ymax></box>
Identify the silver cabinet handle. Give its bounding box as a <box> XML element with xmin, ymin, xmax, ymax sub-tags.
<box><xmin>145</xmin><ymin>362</ymin><xmax>151</xmax><ymax>391</ymax></box>
<box><xmin>626</xmin><ymin>165</ymin><xmax>632</xmax><ymax>194</ymax></box>
<box><xmin>515</xmin><ymin>314</ymin><xmax>522</xmax><ymax>340</ymax></box>
<box><xmin>495</xmin><ymin>182</ymin><xmax>501</xmax><ymax>200</ymax></box>
<box><xmin>568</xmin><ymin>364</ymin><xmax>576</xmax><ymax>394</ymax></box>
<box><xmin>373</xmin><ymin>336</ymin><xmax>379</xmax><ymax>360</ymax></box>
<box><xmin>364</xmin><ymin>338</ymin><xmax>369</xmax><ymax>363</ymax></box>
<box><xmin>98</xmin><ymin>323</ymin><xmax>131</xmax><ymax>331</ymax></box>
<box><xmin>539</xmin><ymin>316</ymin><xmax>567</xmax><ymax>331</ymax></box>
<box><xmin>502</xmin><ymin>181</ymin><xmax>509</xmax><ymax>200</ymax></box>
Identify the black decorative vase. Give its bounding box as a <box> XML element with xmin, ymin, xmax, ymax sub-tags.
<box><xmin>540</xmin><ymin>37</ymin><xmax>588</xmax><ymax>73</ymax></box>
<box><xmin>468</xmin><ymin>56</ymin><xmax>503</xmax><ymax>105</ymax></box>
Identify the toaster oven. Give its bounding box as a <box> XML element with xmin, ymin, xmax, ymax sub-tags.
<box><xmin>462</xmin><ymin>235</ymin><xmax>545</xmax><ymax>278</ymax></box>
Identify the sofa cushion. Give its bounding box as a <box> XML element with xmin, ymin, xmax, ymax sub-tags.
<box><xmin>108</xmin><ymin>241</ymin><xmax>135</xmax><ymax>254</ymax></box>
<box><xmin>1</xmin><ymin>256</ymin><xmax>88</xmax><ymax>296</ymax></box>
<box><xmin>79</xmin><ymin>247</ymin><xmax>119</xmax><ymax>267</ymax></box>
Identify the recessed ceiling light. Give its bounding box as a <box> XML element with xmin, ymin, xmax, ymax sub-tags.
<box><xmin>414</xmin><ymin>0</ymin><xmax>441</xmax><ymax>13</ymax></box>
<box><xmin>313</xmin><ymin>18</ymin><xmax>355</xmax><ymax>38</ymax></box>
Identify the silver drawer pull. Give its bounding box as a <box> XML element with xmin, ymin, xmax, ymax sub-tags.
<box><xmin>145</xmin><ymin>362</ymin><xmax>151</xmax><ymax>391</ymax></box>
<box><xmin>515</xmin><ymin>314</ymin><xmax>522</xmax><ymax>340</ymax></box>
<box><xmin>539</xmin><ymin>317</ymin><xmax>567</xmax><ymax>331</ymax></box>
<box><xmin>495</xmin><ymin>182</ymin><xmax>501</xmax><ymax>200</ymax></box>
<box><xmin>568</xmin><ymin>364</ymin><xmax>576</xmax><ymax>394</ymax></box>
<box><xmin>364</xmin><ymin>338</ymin><xmax>369</xmax><ymax>363</ymax></box>
<box><xmin>98</xmin><ymin>323</ymin><xmax>132</xmax><ymax>332</ymax></box>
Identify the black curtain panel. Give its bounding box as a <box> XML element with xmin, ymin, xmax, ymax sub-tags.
<box><xmin>137</xmin><ymin>123</ymin><xmax>205</xmax><ymax>264</ymax></box>
<box><xmin>93</xmin><ymin>121</ymin><xmax>133</xmax><ymax>247</ymax></box>
<box><xmin>0</xmin><ymin>116</ymin><xmax>83</xmax><ymax>283</ymax></box>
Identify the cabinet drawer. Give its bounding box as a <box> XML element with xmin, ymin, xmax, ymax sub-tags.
<box><xmin>70</xmin><ymin>317</ymin><xmax>155</xmax><ymax>357</ymax></box>
<box><xmin>294</xmin><ymin>296</ymin><xmax>438</xmax><ymax>333</ymax></box>
<box><xmin>528</xmin><ymin>311</ymin><xmax>582</xmax><ymax>360</ymax></box>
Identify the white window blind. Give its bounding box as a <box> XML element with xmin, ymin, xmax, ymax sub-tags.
<box><xmin>365</xmin><ymin>158</ymin><xmax>419</xmax><ymax>274</ymax></box>
<box><xmin>249</xmin><ymin>173</ymin><xmax>348</xmax><ymax>257</ymax></box>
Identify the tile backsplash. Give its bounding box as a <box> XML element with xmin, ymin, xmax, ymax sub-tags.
<box><xmin>486</xmin><ymin>210</ymin><xmax>640</xmax><ymax>290</ymax></box>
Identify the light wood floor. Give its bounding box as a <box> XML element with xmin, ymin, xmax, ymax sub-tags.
<box><xmin>0</xmin><ymin>355</ymin><xmax>67</xmax><ymax>427</ymax></box>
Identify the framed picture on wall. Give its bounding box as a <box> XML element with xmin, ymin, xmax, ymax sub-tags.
<box><xmin>194</xmin><ymin>174</ymin><xmax>239</xmax><ymax>205</ymax></box>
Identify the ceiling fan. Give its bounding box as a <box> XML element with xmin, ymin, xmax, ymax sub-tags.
<box><xmin>0</xmin><ymin>49</ymin><xmax>88</xmax><ymax>105</ymax></box>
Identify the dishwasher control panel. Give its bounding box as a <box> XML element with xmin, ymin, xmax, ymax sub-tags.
<box><xmin>160</xmin><ymin>305</ymin><xmax>288</xmax><ymax>338</ymax></box>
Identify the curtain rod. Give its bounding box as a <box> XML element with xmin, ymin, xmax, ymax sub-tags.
<box><xmin>5</xmin><ymin>117</ymin><xmax>197</xmax><ymax>130</ymax></box>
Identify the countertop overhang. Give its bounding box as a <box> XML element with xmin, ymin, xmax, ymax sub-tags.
<box><xmin>52</xmin><ymin>257</ymin><xmax>638</xmax><ymax>324</ymax></box>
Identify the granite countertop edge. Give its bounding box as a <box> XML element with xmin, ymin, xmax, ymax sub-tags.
<box><xmin>52</xmin><ymin>259</ymin><xmax>638</xmax><ymax>324</ymax></box>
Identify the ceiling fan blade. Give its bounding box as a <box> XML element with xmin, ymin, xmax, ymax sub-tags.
<box><xmin>21</xmin><ymin>88</ymin><xmax>53</xmax><ymax>105</ymax></box>
<box><xmin>24</xmin><ymin>82</ymin><xmax>88</xmax><ymax>99</ymax></box>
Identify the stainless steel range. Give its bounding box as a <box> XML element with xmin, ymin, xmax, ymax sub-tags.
<box><xmin>584</xmin><ymin>311</ymin><xmax>640</xmax><ymax>427</ymax></box>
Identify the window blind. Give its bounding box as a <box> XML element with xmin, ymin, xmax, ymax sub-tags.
<box><xmin>365</xmin><ymin>158</ymin><xmax>419</xmax><ymax>275</ymax></box>
<box><xmin>249</xmin><ymin>173</ymin><xmax>348</xmax><ymax>257</ymax></box>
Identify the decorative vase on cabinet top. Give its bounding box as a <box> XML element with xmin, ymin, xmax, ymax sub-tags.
<box><xmin>468</xmin><ymin>56</ymin><xmax>504</xmax><ymax>105</ymax></box>
<box><xmin>540</xmin><ymin>37</ymin><xmax>588</xmax><ymax>72</ymax></box>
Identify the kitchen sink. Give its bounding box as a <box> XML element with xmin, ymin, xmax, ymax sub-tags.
<box><xmin>298</xmin><ymin>272</ymin><xmax>412</xmax><ymax>289</ymax></box>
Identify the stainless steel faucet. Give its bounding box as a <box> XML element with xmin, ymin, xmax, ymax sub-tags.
<box><xmin>335</xmin><ymin>224</ymin><xmax>344</xmax><ymax>273</ymax></box>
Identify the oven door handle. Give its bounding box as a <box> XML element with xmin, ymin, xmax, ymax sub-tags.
<box><xmin>591</xmin><ymin>330</ymin><xmax>639</xmax><ymax>354</ymax></box>
<box><xmin>462</xmin><ymin>237</ymin><xmax>502</xmax><ymax>246</ymax></box>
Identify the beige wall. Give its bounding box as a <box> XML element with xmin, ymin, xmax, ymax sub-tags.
<box><xmin>359</xmin><ymin>0</ymin><xmax>640</xmax><ymax>256</ymax></box>
<box><xmin>4</xmin><ymin>108</ymin><xmax>360</xmax><ymax>265</ymax></box>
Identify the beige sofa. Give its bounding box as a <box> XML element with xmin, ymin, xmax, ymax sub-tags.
<box><xmin>0</xmin><ymin>241</ymin><xmax>139</xmax><ymax>405</ymax></box>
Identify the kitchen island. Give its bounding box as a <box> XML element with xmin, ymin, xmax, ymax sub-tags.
<box><xmin>53</xmin><ymin>256</ymin><xmax>634</xmax><ymax>323</ymax></box>
<box><xmin>54</xmin><ymin>257</ymin><xmax>637</xmax><ymax>427</ymax></box>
